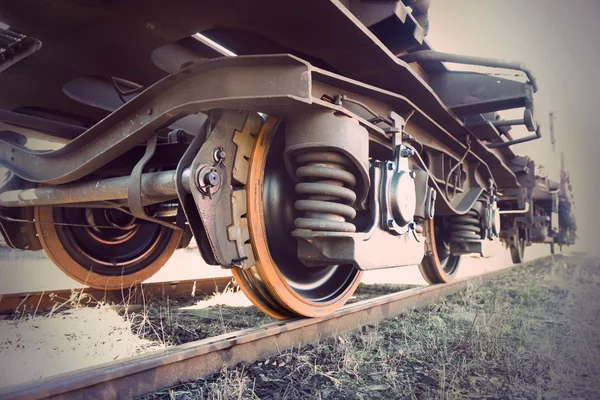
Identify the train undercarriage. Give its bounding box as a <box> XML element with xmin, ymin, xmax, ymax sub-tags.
<box><xmin>0</xmin><ymin>0</ymin><xmax>577</xmax><ymax>318</ymax></box>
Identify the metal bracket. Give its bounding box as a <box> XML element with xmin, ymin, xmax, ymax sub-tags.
<box><xmin>381</xmin><ymin>112</ymin><xmax>417</xmax><ymax>234</ymax></box>
<box><xmin>450</xmin><ymin>240</ymin><xmax>483</xmax><ymax>256</ymax></box>
<box><xmin>189</xmin><ymin>110</ymin><xmax>259</xmax><ymax>268</ymax></box>
<box><xmin>127</xmin><ymin>135</ymin><xmax>180</xmax><ymax>230</ymax></box>
<box><xmin>175</xmin><ymin>114</ymin><xmax>219</xmax><ymax>265</ymax></box>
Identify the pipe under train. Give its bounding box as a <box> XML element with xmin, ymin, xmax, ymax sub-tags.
<box><xmin>0</xmin><ymin>168</ymin><xmax>190</xmax><ymax>207</ymax></box>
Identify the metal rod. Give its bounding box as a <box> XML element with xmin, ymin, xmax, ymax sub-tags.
<box><xmin>492</xmin><ymin>118</ymin><xmax>524</xmax><ymax>127</ymax></box>
<box><xmin>549</xmin><ymin>112</ymin><xmax>556</xmax><ymax>154</ymax></box>
<box><xmin>499</xmin><ymin>202</ymin><xmax>530</xmax><ymax>214</ymax></box>
<box><xmin>0</xmin><ymin>276</ymin><xmax>234</xmax><ymax>314</ymax></box>
<box><xmin>153</xmin><ymin>202</ymin><xmax>179</xmax><ymax>218</ymax></box>
<box><xmin>487</xmin><ymin>125</ymin><xmax>542</xmax><ymax>149</ymax></box>
<box><xmin>400</xmin><ymin>50</ymin><xmax>539</xmax><ymax>92</ymax></box>
<box><xmin>0</xmin><ymin>168</ymin><xmax>190</xmax><ymax>207</ymax></box>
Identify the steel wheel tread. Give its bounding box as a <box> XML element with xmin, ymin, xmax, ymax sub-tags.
<box><xmin>510</xmin><ymin>236</ymin><xmax>525</xmax><ymax>264</ymax></box>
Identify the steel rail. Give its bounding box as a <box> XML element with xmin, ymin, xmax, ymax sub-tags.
<box><xmin>0</xmin><ymin>255</ymin><xmax>557</xmax><ymax>400</ymax></box>
<box><xmin>0</xmin><ymin>275</ymin><xmax>233</xmax><ymax>315</ymax></box>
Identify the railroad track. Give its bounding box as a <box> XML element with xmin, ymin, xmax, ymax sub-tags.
<box><xmin>0</xmin><ymin>255</ymin><xmax>556</xmax><ymax>400</ymax></box>
<box><xmin>0</xmin><ymin>276</ymin><xmax>234</xmax><ymax>315</ymax></box>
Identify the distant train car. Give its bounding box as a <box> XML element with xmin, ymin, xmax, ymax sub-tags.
<box><xmin>0</xmin><ymin>0</ymin><xmax>576</xmax><ymax>318</ymax></box>
<box><xmin>500</xmin><ymin>151</ymin><xmax>577</xmax><ymax>263</ymax></box>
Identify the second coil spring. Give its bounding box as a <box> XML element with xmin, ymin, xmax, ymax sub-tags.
<box><xmin>449</xmin><ymin>200</ymin><xmax>484</xmax><ymax>241</ymax></box>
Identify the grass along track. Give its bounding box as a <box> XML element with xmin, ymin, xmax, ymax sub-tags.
<box><xmin>0</xmin><ymin>255</ymin><xmax>564</xmax><ymax>400</ymax></box>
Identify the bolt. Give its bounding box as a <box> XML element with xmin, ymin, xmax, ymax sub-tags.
<box><xmin>204</xmin><ymin>171</ymin><xmax>220</xmax><ymax>187</ymax></box>
<box><xmin>216</xmin><ymin>148</ymin><xmax>227</xmax><ymax>160</ymax></box>
<box><xmin>400</xmin><ymin>147</ymin><xmax>415</xmax><ymax>158</ymax></box>
<box><xmin>387</xmin><ymin>219</ymin><xmax>395</xmax><ymax>228</ymax></box>
<box><xmin>146</xmin><ymin>108</ymin><xmax>153</xmax><ymax>115</ymax></box>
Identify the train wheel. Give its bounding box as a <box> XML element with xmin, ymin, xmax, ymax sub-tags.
<box><xmin>510</xmin><ymin>232</ymin><xmax>525</xmax><ymax>264</ymax></box>
<box><xmin>232</xmin><ymin>117</ymin><xmax>363</xmax><ymax>319</ymax></box>
<box><xmin>418</xmin><ymin>217</ymin><xmax>461</xmax><ymax>284</ymax></box>
<box><xmin>34</xmin><ymin>206</ymin><xmax>182</xmax><ymax>290</ymax></box>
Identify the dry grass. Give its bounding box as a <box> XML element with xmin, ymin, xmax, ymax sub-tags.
<box><xmin>140</xmin><ymin>255</ymin><xmax>600</xmax><ymax>400</ymax></box>
<box><xmin>123</xmin><ymin>283</ymin><xmax>274</xmax><ymax>346</ymax></box>
<box><xmin>121</xmin><ymin>281</ymin><xmax>414</xmax><ymax>347</ymax></box>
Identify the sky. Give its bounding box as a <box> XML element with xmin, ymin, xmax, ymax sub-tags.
<box><xmin>426</xmin><ymin>1</ymin><xmax>600</xmax><ymax>253</ymax></box>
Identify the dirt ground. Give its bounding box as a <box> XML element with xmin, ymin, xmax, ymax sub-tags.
<box><xmin>141</xmin><ymin>254</ymin><xmax>600</xmax><ymax>400</ymax></box>
<box><xmin>0</xmin><ymin>306</ymin><xmax>164</xmax><ymax>387</ymax></box>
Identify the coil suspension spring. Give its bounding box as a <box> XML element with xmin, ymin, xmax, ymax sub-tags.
<box><xmin>449</xmin><ymin>197</ymin><xmax>487</xmax><ymax>241</ymax></box>
<box><xmin>294</xmin><ymin>151</ymin><xmax>358</xmax><ymax>233</ymax></box>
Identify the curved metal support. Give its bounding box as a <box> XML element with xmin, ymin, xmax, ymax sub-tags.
<box><xmin>400</xmin><ymin>50</ymin><xmax>538</xmax><ymax>92</ymax></box>
<box><xmin>0</xmin><ymin>55</ymin><xmax>312</xmax><ymax>184</ymax></box>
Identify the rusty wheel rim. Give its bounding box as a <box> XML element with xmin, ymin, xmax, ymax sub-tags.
<box><xmin>35</xmin><ymin>205</ymin><xmax>182</xmax><ymax>290</ymax></box>
<box><xmin>418</xmin><ymin>218</ymin><xmax>460</xmax><ymax>283</ymax></box>
<box><xmin>232</xmin><ymin>116</ymin><xmax>363</xmax><ymax>319</ymax></box>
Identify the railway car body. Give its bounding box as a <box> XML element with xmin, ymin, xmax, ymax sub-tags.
<box><xmin>0</xmin><ymin>0</ymin><xmax>576</xmax><ymax>318</ymax></box>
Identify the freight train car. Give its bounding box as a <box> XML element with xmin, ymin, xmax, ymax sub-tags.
<box><xmin>0</xmin><ymin>0</ymin><xmax>576</xmax><ymax>318</ymax></box>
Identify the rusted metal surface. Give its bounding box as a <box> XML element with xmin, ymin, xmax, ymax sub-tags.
<box><xmin>0</xmin><ymin>256</ymin><xmax>555</xmax><ymax>400</ymax></box>
<box><xmin>0</xmin><ymin>55</ymin><xmax>311</xmax><ymax>184</ymax></box>
<box><xmin>0</xmin><ymin>52</ymin><xmax>522</xmax><ymax>267</ymax></box>
<box><xmin>0</xmin><ymin>52</ymin><xmax>518</xmax><ymax>190</ymax></box>
<box><xmin>189</xmin><ymin>111</ymin><xmax>261</xmax><ymax>269</ymax></box>
<box><xmin>0</xmin><ymin>276</ymin><xmax>233</xmax><ymax>315</ymax></box>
